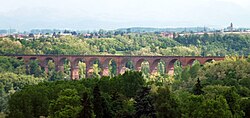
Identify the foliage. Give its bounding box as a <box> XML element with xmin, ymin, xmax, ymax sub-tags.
<box><xmin>78</xmin><ymin>92</ymin><xmax>94</xmax><ymax>118</ymax></box>
<box><xmin>0</xmin><ymin>56</ymin><xmax>24</xmax><ymax>74</ymax></box>
<box><xmin>193</xmin><ymin>78</ymin><xmax>204</xmax><ymax>95</ymax></box>
<box><xmin>0</xmin><ymin>72</ymin><xmax>43</xmax><ymax>113</ymax></box>
<box><xmin>192</xmin><ymin>95</ymin><xmax>233</xmax><ymax>118</ymax></box>
<box><xmin>1</xmin><ymin>33</ymin><xmax>250</xmax><ymax>118</ymax></box>
<box><xmin>112</xmin><ymin>71</ymin><xmax>145</xmax><ymax>98</ymax></box>
<box><xmin>27</xmin><ymin>60</ymin><xmax>44</xmax><ymax>77</ymax></box>
<box><xmin>154</xmin><ymin>86</ymin><xmax>180</xmax><ymax>118</ymax></box>
<box><xmin>6</xmin><ymin>72</ymin><xmax>144</xmax><ymax>118</ymax></box>
<box><xmin>49</xmin><ymin>89</ymin><xmax>82</xmax><ymax>118</ymax></box>
<box><xmin>2</xmin><ymin>33</ymin><xmax>250</xmax><ymax>56</ymax></box>
<box><xmin>134</xmin><ymin>87</ymin><xmax>156</xmax><ymax>118</ymax></box>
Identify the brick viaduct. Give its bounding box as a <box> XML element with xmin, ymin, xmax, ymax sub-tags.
<box><xmin>11</xmin><ymin>55</ymin><xmax>224</xmax><ymax>79</ymax></box>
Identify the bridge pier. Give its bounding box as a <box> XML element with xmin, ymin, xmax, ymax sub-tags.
<box><xmin>102</xmin><ymin>66</ymin><xmax>109</xmax><ymax>76</ymax></box>
<box><xmin>116</xmin><ymin>64</ymin><xmax>122</xmax><ymax>75</ymax></box>
<box><xmin>12</xmin><ymin>55</ymin><xmax>224</xmax><ymax>80</ymax></box>
<box><xmin>57</xmin><ymin>65</ymin><xmax>64</xmax><ymax>73</ymax></box>
<box><xmin>44</xmin><ymin>66</ymin><xmax>49</xmax><ymax>73</ymax></box>
<box><xmin>150</xmin><ymin>66</ymin><xmax>158</xmax><ymax>75</ymax></box>
<box><xmin>85</xmin><ymin>64</ymin><xmax>91</xmax><ymax>78</ymax></box>
<box><xmin>70</xmin><ymin>65</ymin><xmax>79</xmax><ymax>80</ymax></box>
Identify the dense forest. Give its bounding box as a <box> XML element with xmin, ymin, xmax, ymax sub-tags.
<box><xmin>1</xmin><ymin>33</ymin><xmax>250</xmax><ymax>56</ymax></box>
<box><xmin>0</xmin><ymin>56</ymin><xmax>250</xmax><ymax>118</ymax></box>
<box><xmin>0</xmin><ymin>33</ymin><xmax>250</xmax><ymax>117</ymax></box>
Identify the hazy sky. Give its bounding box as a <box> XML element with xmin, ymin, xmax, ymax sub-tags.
<box><xmin>0</xmin><ymin>0</ymin><xmax>250</xmax><ymax>30</ymax></box>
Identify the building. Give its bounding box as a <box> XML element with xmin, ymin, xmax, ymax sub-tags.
<box><xmin>226</xmin><ymin>23</ymin><xmax>234</xmax><ymax>32</ymax></box>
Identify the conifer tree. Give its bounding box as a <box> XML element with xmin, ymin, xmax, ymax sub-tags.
<box><xmin>78</xmin><ymin>92</ymin><xmax>93</xmax><ymax>118</ymax></box>
<box><xmin>135</xmin><ymin>87</ymin><xmax>156</xmax><ymax>118</ymax></box>
<box><xmin>93</xmin><ymin>85</ymin><xmax>103</xmax><ymax>118</ymax></box>
<box><xmin>193</xmin><ymin>78</ymin><xmax>204</xmax><ymax>95</ymax></box>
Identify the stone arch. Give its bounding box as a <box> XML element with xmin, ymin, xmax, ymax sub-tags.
<box><xmin>101</xmin><ymin>58</ymin><xmax>116</xmax><ymax>76</ymax></box>
<box><xmin>120</xmin><ymin>58</ymin><xmax>134</xmax><ymax>74</ymax></box>
<box><xmin>136</xmin><ymin>58</ymin><xmax>148</xmax><ymax>71</ymax></box>
<box><xmin>103</xmin><ymin>58</ymin><xmax>113</xmax><ymax>68</ymax></box>
<box><xmin>87</xmin><ymin>58</ymin><xmax>101</xmax><ymax>78</ymax></box>
<box><xmin>58</xmin><ymin>58</ymin><xmax>68</xmax><ymax>65</ymax></box>
<box><xmin>135</xmin><ymin>59</ymin><xmax>150</xmax><ymax>76</ymax></box>
<box><xmin>199</xmin><ymin>58</ymin><xmax>215</xmax><ymax>65</ymax></box>
<box><xmin>17</xmin><ymin>57</ymin><xmax>23</xmax><ymax>60</ymax></box>
<box><xmin>17</xmin><ymin>57</ymin><xmax>27</xmax><ymax>65</ymax></box>
<box><xmin>88</xmin><ymin>58</ymin><xmax>101</xmax><ymax>66</ymax></box>
<box><xmin>29</xmin><ymin>57</ymin><xmax>37</xmax><ymax>60</ymax></box>
<box><xmin>167</xmin><ymin>59</ymin><xmax>181</xmax><ymax>76</ymax></box>
<box><xmin>70</xmin><ymin>58</ymin><xmax>86</xmax><ymax>80</ymax></box>
<box><xmin>205</xmin><ymin>59</ymin><xmax>214</xmax><ymax>63</ymax></box>
<box><xmin>58</xmin><ymin>58</ymin><xmax>70</xmax><ymax>70</ymax></box>
<box><xmin>151</xmin><ymin>59</ymin><xmax>166</xmax><ymax>74</ymax></box>
<box><xmin>187</xmin><ymin>59</ymin><xmax>201</xmax><ymax>66</ymax></box>
<box><xmin>56</xmin><ymin>57</ymin><xmax>72</xmax><ymax>79</ymax></box>
<box><xmin>121</xmin><ymin>58</ymin><xmax>130</xmax><ymax>67</ymax></box>
<box><xmin>42</xmin><ymin>57</ymin><xmax>55</xmax><ymax>73</ymax></box>
<box><xmin>42</xmin><ymin>57</ymin><xmax>55</xmax><ymax>66</ymax></box>
<box><xmin>72</xmin><ymin>58</ymin><xmax>86</xmax><ymax>67</ymax></box>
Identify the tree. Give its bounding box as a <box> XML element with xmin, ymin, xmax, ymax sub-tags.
<box><xmin>110</xmin><ymin>91</ymin><xmax>124</xmax><ymax>117</ymax></box>
<box><xmin>224</xmin><ymin>87</ymin><xmax>244</xmax><ymax>117</ymax></box>
<box><xmin>154</xmin><ymin>86</ymin><xmax>180</xmax><ymax>118</ymax></box>
<box><xmin>78</xmin><ymin>62</ymin><xmax>86</xmax><ymax>79</ymax></box>
<box><xmin>1</xmin><ymin>72</ymin><xmax>43</xmax><ymax>114</ymax></box>
<box><xmin>193</xmin><ymin>78</ymin><xmax>204</xmax><ymax>95</ymax></box>
<box><xmin>78</xmin><ymin>92</ymin><xmax>93</xmax><ymax>118</ymax></box>
<box><xmin>0</xmin><ymin>83</ymin><xmax>8</xmax><ymax>113</ymax></box>
<box><xmin>49</xmin><ymin>71</ymin><xmax>66</xmax><ymax>81</ymax></box>
<box><xmin>49</xmin><ymin>89</ymin><xmax>82</xmax><ymax>118</ymax></box>
<box><xmin>181</xmin><ymin>66</ymin><xmax>191</xmax><ymax>81</ymax></box>
<box><xmin>7</xmin><ymin>91</ymin><xmax>33</xmax><ymax>118</ymax></box>
<box><xmin>119</xmin><ymin>71</ymin><xmax>145</xmax><ymax>98</ymax></box>
<box><xmin>134</xmin><ymin>87</ymin><xmax>156</xmax><ymax>118</ymax></box>
<box><xmin>27</xmin><ymin>60</ymin><xmax>43</xmax><ymax>77</ymax></box>
<box><xmin>109</xmin><ymin>60</ymin><xmax>117</xmax><ymax>77</ymax></box>
<box><xmin>8</xmin><ymin>86</ymin><xmax>49</xmax><ymax>118</ymax></box>
<box><xmin>93</xmin><ymin>85</ymin><xmax>111</xmax><ymax>118</ymax></box>
<box><xmin>189</xmin><ymin>62</ymin><xmax>200</xmax><ymax>78</ymax></box>
<box><xmin>0</xmin><ymin>56</ymin><xmax>24</xmax><ymax>73</ymax></box>
<box><xmin>240</xmin><ymin>98</ymin><xmax>250</xmax><ymax>117</ymax></box>
<box><xmin>192</xmin><ymin>96</ymin><xmax>233</xmax><ymax>118</ymax></box>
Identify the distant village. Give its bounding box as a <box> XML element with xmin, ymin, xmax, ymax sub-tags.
<box><xmin>1</xmin><ymin>23</ymin><xmax>250</xmax><ymax>40</ymax></box>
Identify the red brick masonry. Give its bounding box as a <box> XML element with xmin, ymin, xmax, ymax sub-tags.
<box><xmin>11</xmin><ymin>55</ymin><xmax>224</xmax><ymax>79</ymax></box>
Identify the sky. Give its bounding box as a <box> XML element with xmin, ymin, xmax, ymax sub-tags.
<box><xmin>0</xmin><ymin>0</ymin><xmax>250</xmax><ymax>31</ymax></box>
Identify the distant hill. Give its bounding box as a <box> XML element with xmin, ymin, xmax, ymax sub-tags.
<box><xmin>116</xmin><ymin>27</ymin><xmax>211</xmax><ymax>33</ymax></box>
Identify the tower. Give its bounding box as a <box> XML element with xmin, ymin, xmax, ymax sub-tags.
<box><xmin>230</xmin><ymin>23</ymin><xmax>233</xmax><ymax>32</ymax></box>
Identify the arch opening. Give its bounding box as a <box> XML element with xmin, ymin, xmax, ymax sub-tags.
<box><xmin>17</xmin><ymin>57</ymin><xmax>23</xmax><ymax>60</ymax></box>
<box><xmin>43</xmin><ymin>57</ymin><xmax>56</xmax><ymax>80</ymax></box>
<box><xmin>71</xmin><ymin>58</ymin><xmax>86</xmax><ymax>80</ymax></box>
<box><xmin>187</xmin><ymin>59</ymin><xmax>201</xmax><ymax>66</ymax></box>
<box><xmin>58</xmin><ymin>58</ymin><xmax>71</xmax><ymax>80</ymax></box>
<box><xmin>101</xmin><ymin>58</ymin><xmax>118</xmax><ymax>77</ymax></box>
<box><xmin>88</xmin><ymin>58</ymin><xmax>101</xmax><ymax>78</ymax></box>
<box><xmin>151</xmin><ymin>59</ymin><xmax>166</xmax><ymax>76</ymax></box>
<box><xmin>167</xmin><ymin>59</ymin><xmax>182</xmax><ymax>77</ymax></box>
<box><xmin>26</xmin><ymin>59</ymin><xmax>44</xmax><ymax>77</ymax></box>
<box><xmin>29</xmin><ymin>57</ymin><xmax>37</xmax><ymax>60</ymax></box>
<box><xmin>43</xmin><ymin>57</ymin><xmax>55</xmax><ymax>70</ymax></box>
<box><xmin>119</xmin><ymin>58</ymin><xmax>134</xmax><ymax>75</ymax></box>
<box><xmin>205</xmin><ymin>59</ymin><xmax>214</xmax><ymax>63</ymax></box>
<box><xmin>136</xmin><ymin>59</ymin><xmax>150</xmax><ymax>76</ymax></box>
